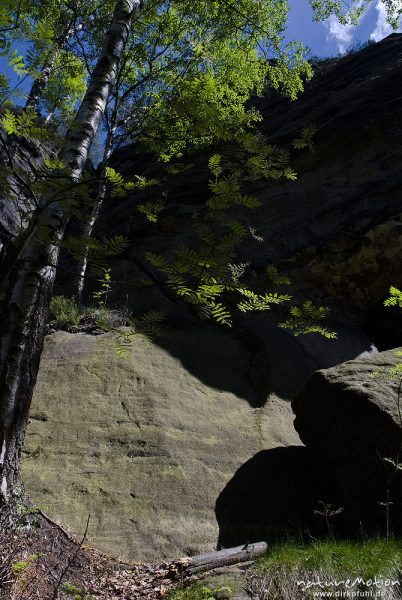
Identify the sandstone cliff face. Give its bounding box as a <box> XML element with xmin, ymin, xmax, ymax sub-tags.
<box><xmin>22</xmin><ymin>326</ymin><xmax>372</xmax><ymax>560</ymax></box>
<box><xmin>22</xmin><ymin>35</ymin><xmax>402</xmax><ymax>560</ymax></box>
<box><xmin>257</xmin><ymin>34</ymin><xmax>402</xmax><ymax>317</ymax></box>
<box><xmin>0</xmin><ymin>132</ymin><xmax>35</xmax><ymax>261</ymax></box>
<box><xmin>96</xmin><ymin>34</ymin><xmax>402</xmax><ymax>326</ymax></box>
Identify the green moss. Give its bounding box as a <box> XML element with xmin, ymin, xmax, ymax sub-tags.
<box><xmin>168</xmin><ymin>582</ymin><xmax>232</xmax><ymax>600</ymax></box>
<box><xmin>11</xmin><ymin>561</ymin><xmax>29</xmax><ymax>574</ymax></box>
<box><xmin>11</xmin><ymin>554</ymin><xmax>40</xmax><ymax>574</ymax></box>
<box><xmin>22</xmin><ymin>330</ymin><xmax>298</xmax><ymax>561</ymax></box>
<box><xmin>60</xmin><ymin>581</ymin><xmax>95</xmax><ymax>600</ymax></box>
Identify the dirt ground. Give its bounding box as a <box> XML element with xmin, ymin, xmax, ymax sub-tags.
<box><xmin>0</xmin><ymin>511</ymin><xmax>190</xmax><ymax>600</ymax></box>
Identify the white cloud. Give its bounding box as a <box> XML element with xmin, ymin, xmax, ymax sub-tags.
<box><xmin>325</xmin><ymin>16</ymin><xmax>355</xmax><ymax>54</ymax></box>
<box><xmin>320</xmin><ymin>0</ymin><xmax>402</xmax><ymax>55</ymax></box>
<box><xmin>323</xmin><ymin>0</ymin><xmax>365</xmax><ymax>54</ymax></box>
<box><xmin>370</xmin><ymin>1</ymin><xmax>402</xmax><ymax>42</ymax></box>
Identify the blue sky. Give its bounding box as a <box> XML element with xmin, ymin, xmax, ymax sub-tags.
<box><xmin>1</xmin><ymin>0</ymin><xmax>401</xmax><ymax>104</ymax></box>
<box><xmin>286</xmin><ymin>0</ymin><xmax>401</xmax><ymax>56</ymax></box>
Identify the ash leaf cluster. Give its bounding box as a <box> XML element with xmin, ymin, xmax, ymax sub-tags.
<box><xmin>145</xmin><ymin>131</ymin><xmax>334</xmax><ymax>335</ymax></box>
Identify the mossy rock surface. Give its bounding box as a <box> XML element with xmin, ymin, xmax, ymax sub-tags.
<box><xmin>23</xmin><ymin>317</ymin><xmax>377</xmax><ymax>561</ymax></box>
<box><xmin>23</xmin><ymin>328</ymin><xmax>301</xmax><ymax>561</ymax></box>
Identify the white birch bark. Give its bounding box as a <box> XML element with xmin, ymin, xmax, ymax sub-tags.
<box><xmin>75</xmin><ymin>124</ymin><xmax>116</xmax><ymax>305</ymax></box>
<box><xmin>25</xmin><ymin>22</ymin><xmax>82</xmax><ymax>113</ymax></box>
<box><xmin>0</xmin><ymin>0</ymin><xmax>143</xmax><ymax>506</ymax></box>
<box><xmin>63</xmin><ymin>0</ymin><xmax>141</xmax><ymax>180</ymax></box>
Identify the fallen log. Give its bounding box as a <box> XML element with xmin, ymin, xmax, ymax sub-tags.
<box><xmin>186</xmin><ymin>541</ymin><xmax>267</xmax><ymax>575</ymax></box>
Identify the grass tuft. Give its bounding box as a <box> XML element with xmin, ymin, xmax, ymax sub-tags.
<box><xmin>81</xmin><ymin>306</ymin><xmax>130</xmax><ymax>330</ymax></box>
<box><xmin>49</xmin><ymin>296</ymin><xmax>80</xmax><ymax>327</ymax></box>
<box><xmin>249</xmin><ymin>538</ymin><xmax>402</xmax><ymax>599</ymax></box>
<box><xmin>48</xmin><ymin>295</ymin><xmax>130</xmax><ymax>332</ymax></box>
<box><xmin>168</xmin><ymin>582</ymin><xmax>232</xmax><ymax>600</ymax></box>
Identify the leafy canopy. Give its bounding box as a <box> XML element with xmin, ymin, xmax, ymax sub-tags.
<box><xmin>2</xmin><ymin>0</ymin><xmax>400</xmax><ymax>156</ymax></box>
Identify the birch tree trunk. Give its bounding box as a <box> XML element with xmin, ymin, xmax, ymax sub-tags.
<box><xmin>25</xmin><ymin>47</ymin><xmax>63</xmax><ymax>113</ymax></box>
<box><xmin>63</xmin><ymin>1</ymin><xmax>141</xmax><ymax>180</ymax></box>
<box><xmin>0</xmin><ymin>0</ymin><xmax>142</xmax><ymax>512</ymax></box>
<box><xmin>25</xmin><ymin>21</ymin><xmax>86</xmax><ymax>114</ymax></box>
<box><xmin>75</xmin><ymin>123</ymin><xmax>116</xmax><ymax>305</ymax></box>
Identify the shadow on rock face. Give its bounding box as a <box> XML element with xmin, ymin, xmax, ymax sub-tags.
<box><xmin>149</xmin><ymin>320</ymin><xmax>377</xmax><ymax>409</ymax></box>
<box><xmin>215</xmin><ymin>446</ymin><xmax>339</xmax><ymax>549</ymax></box>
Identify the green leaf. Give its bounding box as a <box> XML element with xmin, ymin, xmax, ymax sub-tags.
<box><xmin>209</xmin><ymin>302</ymin><xmax>232</xmax><ymax>326</ymax></box>
<box><xmin>384</xmin><ymin>286</ymin><xmax>402</xmax><ymax>308</ymax></box>
<box><xmin>1</xmin><ymin>110</ymin><xmax>17</xmax><ymax>134</ymax></box>
<box><xmin>7</xmin><ymin>49</ymin><xmax>27</xmax><ymax>76</ymax></box>
<box><xmin>145</xmin><ymin>252</ymin><xmax>172</xmax><ymax>274</ymax></box>
<box><xmin>266</xmin><ymin>264</ymin><xmax>291</xmax><ymax>286</ymax></box>
<box><xmin>105</xmin><ymin>235</ymin><xmax>130</xmax><ymax>257</ymax></box>
<box><xmin>34</xmin><ymin>20</ymin><xmax>54</xmax><ymax>47</ymax></box>
<box><xmin>283</xmin><ymin>167</ymin><xmax>297</xmax><ymax>180</ymax></box>
<box><xmin>280</xmin><ymin>300</ymin><xmax>337</xmax><ymax>338</ymax></box>
<box><xmin>208</xmin><ymin>154</ymin><xmax>222</xmax><ymax>178</ymax></box>
<box><xmin>138</xmin><ymin>310</ymin><xmax>167</xmax><ymax>324</ymax></box>
<box><xmin>292</xmin><ymin>125</ymin><xmax>317</xmax><ymax>150</ymax></box>
<box><xmin>137</xmin><ymin>199</ymin><xmax>164</xmax><ymax>222</ymax></box>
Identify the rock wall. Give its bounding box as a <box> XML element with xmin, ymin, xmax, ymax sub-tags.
<box><xmin>23</xmin><ymin>324</ymin><xmax>374</xmax><ymax>560</ymax></box>
<box><xmin>24</xmin><ymin>328</ymin><xmax>299</xmax><ymax>560</ymax></box>
<box><xmin>94</xmin><ymin>34</ymin><xmax>402</xmax><ymax>326</ymax></box>
<box><xmin>0</xmin><ymin>124</ymin><xmax>58</xmax><ymax>266</ymax></box>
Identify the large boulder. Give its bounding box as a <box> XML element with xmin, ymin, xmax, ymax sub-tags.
<box><xmin>292</xmin><ymin>348</ymin><xmax>402</xmax><ymax>535</ymax></box>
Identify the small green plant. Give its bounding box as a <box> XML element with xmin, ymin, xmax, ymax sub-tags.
<box><xmin>200</xmin><ymin>585</ymin><xmax>231</xmax><ymax>600</ymax></box>
<box><xmin>280</xmin><ymin>300</ymin><xmax>337</xmax><ymax>339</ymax></box>
<box><xmin>16</xmin><ymin>502</ymin><xmax>46</xmax><ymax>531</ymax></box>
<box><xmin>168</xmin><ymin>583</ymin><xmax>232</xmax><ymax>600</ymax></box>
<box><xmin>49</xmin><ymin>296</ymin><xmax>80</xmax><ymax>327</ymax></box>
<box><xmin>92</xmin><ymin>268</ymin><xmax>112</xmax><ymax>307</ymax></box>
<box><xmin>313</xmin><ymin>501</ymin><xmax>344</xmax><ymax>537</ymax></box>
<box><xmin>2</xmin><ymin>109</ymin><xmax>48</xmax><ymax>140</ymax></box>
<box><xmin>106</xmin><ymin>167</ymin><xmax>159</xmax><ymax>198</ymax></box>
<box><xmin>384</xmin><ymin>286</ymin><xmax>402</xmax><ymax>308</ymax></box>
<box><xmin>146</xmin><ymin>133</ymin><xmax>335</xmax><ymax>337</ymax></box>
<box><xmin>11</xmin><ymin>554</ymin><xmax>39</xmax><ymax>574</ymax></box>
<box><xmin>292</xmin><ymin>124</ymin><xmax>317</xmax><ymax>151</ymax></box>
<box><xmin>60</xmin><ymin>581</ymin><xmax>95</xmax><ymax>600</ymax></box>
<box><xmin>11</xmin><ymin>560</ymin><xmax>29</xmax><ymax>574</ymax></box>
<box><xmin>83</xmin><ymin>306</ymin><xmax>129</xmax><ymax>331</ymax></box>
<box><xmin>18</xmin><ymin>502</ymin><xmax>43</xmax><ymax>516</ymax></box>
<box><xmin>370</xmin><ymin>285</ymin><xmax>402</xmax><ymax>538</ymax></box>
<box><xmin>115</xmin><ymin>310</ymin><xmax>167</xmax><ymax>357</ymax></box>
<box><xmin>61</xmin><ymin>234</ymin><xmax>130</xmax><ymax>279</ymax></box>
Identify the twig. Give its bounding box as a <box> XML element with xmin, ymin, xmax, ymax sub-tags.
<box><xmin>38</xmin><ymin>510</ymin><xmax>74</xmax><ymax>541</ymax></box>
<box><xmin>51</xmin><ymin>515</ymin><xmax>91</xmax><ymax>600</ymax></box>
